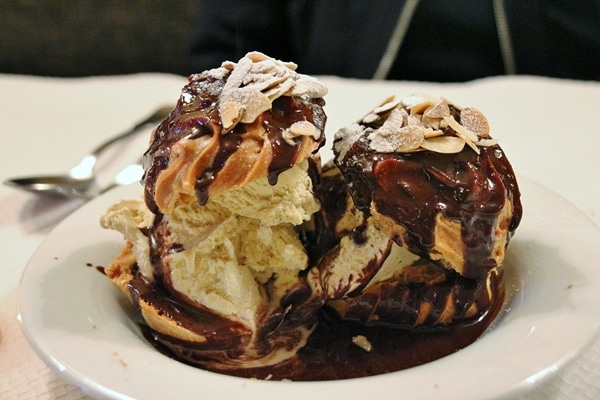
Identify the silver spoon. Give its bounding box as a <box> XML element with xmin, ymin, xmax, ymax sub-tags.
<box><xmin>4</xmin><ymin>105</ymin><xmax>172</xmax><ymax>198</ymax></box>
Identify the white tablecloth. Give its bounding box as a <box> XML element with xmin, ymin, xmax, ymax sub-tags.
<box><xmin>1</xmin><ymin>73</ymin><xmax>599</xmax><ymax>399</ymax></box>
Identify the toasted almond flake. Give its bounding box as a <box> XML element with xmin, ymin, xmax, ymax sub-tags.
<box><xmin>461</xmin><ymin>107</ymin><xmax>490</xmax><ymax>137</ymax></box>
<box><xmin>352</xmin><ymin>335</ymin><xmax>373</xmax><ymax>352</ymax></box>
<box><xmin>240</xmin><ymin>98</ymin><xmax>272</xmax><ymax>124</ymax></box>
<box><xmin>243</xmin><ymin>73</ymin><xmax>287</xmax><ymax>92</ymax></box>
<box><xmin>410</xmin><ymin>100</ymin><xmax>435</xmax><ymax>115</ymax></box>
<box><xmin>290</xmin><ymin>121</ymin><xmax>320</xmax><ymax>138</ymax></box>
<box><xmin>373</xmin><ymin>96</ymin><xmax>401</xmax><ymax>115</ymax></box>
<box><xmin>368</xmin><ymin>136</ymin><xmax>395</xmax><ymax>153</ymax></box>
<box><xmin>222</xmin><ymin>56</ymin><xmax>253</xmax><ymax>94</ymax></box>
<box><xmin>477</xmin><ymin>138</ymin><xmax>499</xmax><ymax>146</ymax></box>
<box><xmin>334</xmin><ymin>122</ymin><xmax>365</xmax><ymax>160</ymax></box>
<box><xmin>217</xmin><ymin>52</ymin><xmax>327</xmax><ymax>131</ymax></box>
<box><xmin>362</xmin><ymin>112</ymin><xmax>381</xmax><ymax>125</ymax></box>
<box><xmin>246</xmin><ymin>51</ymin><xmax>270</xmax><ymax>63</ymax></box>
<box><xmin>379</xmin><ymin>108</ymin><xmax>405</xmax><ymax>133</ymax></box>
<box><xmin>374</xmin><ymin>94</ymin><xmax>398</xmax><ymax>109</ymax></box>
<box><xmin>421</xmin><ymin>136</ymin><xmax>466</xmax><ymax>154</ymax></box>
<box><xmin>282</xmin><ymin>121</ymin><xmax>320</xmax><ymax>145</ymax></box>
<box><xmin>423</xmin><ymin>98</ymin><xmax>451</xmax><ymax>119</ymax></box>
<box><xmin>219</xmin><ymin>101</ymin><xmax>243</xmax><ymax>131</ymax></box>
<box><xmin>221</xmin><ymin>89</ymin><xmax>272</xmax><ymax>125</ymax></box>
<box><xmin>264</xmin><ymin>79</ymin><xmax>294</xmax><ymax>100</ymax></box>
<box><xmin>397</xmin><ymin>125</ymin><xmax>425</xmax><ymax>151</ymax></box>
<box><xmin>443</xmin><ymin>115</ymin><xmax>480</xmax><ymax>153</ymax></box>
<box><xmin>422</xmin><ymin>128</ymin><xmax>444</xmax><ymax>138</ymax></box>
<box><xmin>456</xmin><ymin>132</ymin><xmax>480</xmax><ymax>153</ymax></box>
<box><xmin>400</xmin><ymin>93</ymin><xmax>437</xmax><ymax>109</ymax></box>
<box><xmin>407</xmin><ymin>114</ymin><xmax>423</xmax><ymax>127</ymax></box>
<box><xmin>443</xmin><ymin>115</ymin><xmax>478</xmax><ymax>142</ymax></box>
<box><xmin>369</xmin><ymin>124</ymin><xmax>423</xmax><ymax>153</ymax></box>
<box><xmin>289</xmin><ymin>75</ymin><xmax>328</xmax><ymax>97</ymax></box>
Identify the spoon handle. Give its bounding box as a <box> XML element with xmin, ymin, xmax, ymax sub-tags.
<box><xmin>90</xmin><ymin>105</ymin><xmax>172</xmax><ymax>157</ymax></box>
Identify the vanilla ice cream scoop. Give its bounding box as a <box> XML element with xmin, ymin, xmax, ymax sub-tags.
<box><xmin>101</xmin><ymin>52</ymin><xmax>328</xmax><ymax>370</ymax></box>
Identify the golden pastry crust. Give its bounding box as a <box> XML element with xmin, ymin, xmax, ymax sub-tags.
<box><xmin>152</xmin><ymin>117</ymin><xmax>323</xmax><ymax>214</ymax></box>
<box><xmin>105</xmin><ymin>242</ymin><xmax>217</xmax><ymax>343</ymax></box>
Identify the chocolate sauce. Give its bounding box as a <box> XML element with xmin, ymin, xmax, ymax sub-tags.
<box><xmin>127</xmin><ymin>268</ymin><xmax>252</xmax><ymax>351</ymax></box>
<box><xmin>265</xmin><ymin>96</ymin><xmax>327</xmax><ymax>185</ymax></box>
<box><xmin>132</xmin><ymin>271</ymin><xmax>503</xmax><ymax>381</ymax></box>
<box><xmin>194</xmin><ymin>132</ymin><xmax>243</xmax><ymax>205</ymax></box>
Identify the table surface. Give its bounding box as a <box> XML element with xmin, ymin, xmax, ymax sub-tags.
<box><xmin>1</xmin><ymin>73</ymin><xmax>599</xmax><ymax>399</ymax></box>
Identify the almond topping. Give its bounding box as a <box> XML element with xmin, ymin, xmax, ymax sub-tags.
<box><xmin>421</xmin><ymin>136</ymin><xmax>466</xmax><ymax>153</ymax></box>
<box><xmin>354</xmin><ymin>94</ymin><xmax>498</xmax><ymax>156</ymax></box>
<box><xmin>216</xmin><ymin>52</ymin><xmax>327</xmax><ymax>132</ymax></box>
<box><xmin>461</xmin><ymin>107</ymin><xmax>490</xmax><ymax>138</ymax></box>
<box><xmin>282</xmin><ymin>121</ymin><xmax>320</xmax><ymax>145</ymax></box>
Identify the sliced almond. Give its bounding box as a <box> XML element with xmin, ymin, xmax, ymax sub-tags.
<box><xmin>219</xmin><ymin>101</ymin><xmax>243</xmax><ymax>132</ymax></box>
<box><xmin>333</xmin><ymin>123</ymin><xmax>364</xmax><ymax>160</ymax></box>
<box><xmin>243</xmin><ymin>73</ymin><xmax>287</xmax><ymax>92</ymax></box>
<box><xmin>282</xmin><ymin>121</ymin><xmax>320</xmax><ymax>145</ymax></box>
<box><xmin>422</xmin><ymin>128</ymin><xmax>444</xmax><ymax>138</ymax></box>
<box><xmin>423</xmin><ymin>98</ymin><xmax>451</xmax><ymax>119</ymax></box>
<box><xmin>407</xmin><ymin>113</ymin><xmax>423</xmax><ymax>127</ymax></box>
<box><xmin>246</xmin><ymin>51</ymin><xmax>271</xmax><ymax>63</ymax></box>
<box><xmin>477</xmin><ymin>138</ymin><xmax>499</xmax><ymax>147</ymax></box>
<box><xmin>461</xmin><ymin>107</ymin><xmax>490</xmax><ymax>138</ymax></box>
<box><xmin>443</xmin><ymin>115</ymin><xmax>480</xmax><ymax>153</ymax></box>
<box><xmin>289</xmin><ymin>75</ymin><xmax>328</xmax><ymax>97</ymax></box>
<box><xmin>362</xmin><ymin>112</ymin><xmax>381</xmax><ymax>125</ymax></box>
<box><xmin>395</xmin><ymin>126</ymin><xmax>425</xmax><ymax>151</ymax></box>
<box><xmin>410</xmin><ymin>100</ymin><xmax>435</xmax><ymax>115</ymax></box>
<box><xmin>352</xmin><ymin>335</ymin><xmax>373</xmax><ymax>352</ymax></box>
<box><xmin>421</xmin><ymin>136</ymin><xmax>465</xmax><ymax>154</ymax></box>
<box><xmin>369</xmin><ymin>124</ymin><xmax>423</xmax><ymax>153</ymax></box>
<box><xmin>375</xmin><ymin>108</ymin><xmax>406</xmax><ymax>137</ymax></box>
<box><xmin>238</xmin><ymin>91</ymin><xmax>272</xmax><ymax>124</ymax></box>
<box><xmin>222</xmin><ymin>56</ymin><xmax>252</xmax><ymax>94</ymax></box>
<box><xmin>264</xmin><ymin>79</ymin><xmax>294</xmax><ymax>100</ymax></box>
<box><xmin>400</xmin><ymin>93</ymin><xmax>437</xmax><ymax>110</ymax></box>
<box><xmin>422</xmin><ymin>98</ymin><xmax>450</xmax><ymax>129</ymax></box>
<box><xmin>373</xmin><ymin>96</ymin><xmax>401</xmax><ymax>115</ymax></box>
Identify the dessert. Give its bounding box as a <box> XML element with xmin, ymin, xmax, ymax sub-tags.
<box><xmin>100</xmin><ymin>54</ymin><xmax>522</xmax><ymax>380</ymax></box>
<box><xmin>308</xmin><ymin>94</ymin><xmax>521</xmax><ymax>330</ymax></box>
<box><xmin>100</xmin><ymin>52</ymin><xmax>328</xmax><ymax>370</ymax></box>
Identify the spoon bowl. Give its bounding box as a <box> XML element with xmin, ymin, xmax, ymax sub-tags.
<box><xmin>4</xmin><ymin>105</ymin><xmax>171</xmax><ymax>199</ymax></box>
<box><xmin>4</xmin><ymin>175</ymin><xmax>95</xmax><ymax>199</ymax></box>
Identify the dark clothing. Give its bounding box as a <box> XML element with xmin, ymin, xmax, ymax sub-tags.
<box><xmin>188</xmin><ymin>0</ymin><xmax>600</xmax><ymax>82</ymax></box>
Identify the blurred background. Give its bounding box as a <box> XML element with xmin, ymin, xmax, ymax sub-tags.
<box><xmin>0</xmin><ymin>0</ymin><xmax>200</xmax><ymax>77</ymax></box>
<box><xmin>1</xmin><ymin>1</ymin><xmax>598</xmax><ymax>81</ymax></box>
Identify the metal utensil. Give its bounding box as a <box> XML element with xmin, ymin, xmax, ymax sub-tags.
<box><xmin>4</xmin><ymin>105</ymin><xmax>171</xmax><ymax>199</ymax></box>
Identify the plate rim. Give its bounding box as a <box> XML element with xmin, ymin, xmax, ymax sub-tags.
<box><xmin>18</xmin><ymin>176</ymin><xmax>600</xmax><ymax>400</ymax></box>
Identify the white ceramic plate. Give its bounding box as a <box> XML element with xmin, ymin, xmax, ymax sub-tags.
<box><xmin>19</xmin><ymin>177</ymin><xmax>600</xmax><ymax>400</ymax></box>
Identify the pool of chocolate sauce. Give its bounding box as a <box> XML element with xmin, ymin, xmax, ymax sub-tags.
<box><xmin>138</xmin><ymin>280</ymin><xmax>503</xmax><ymax>381</ymax></box>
